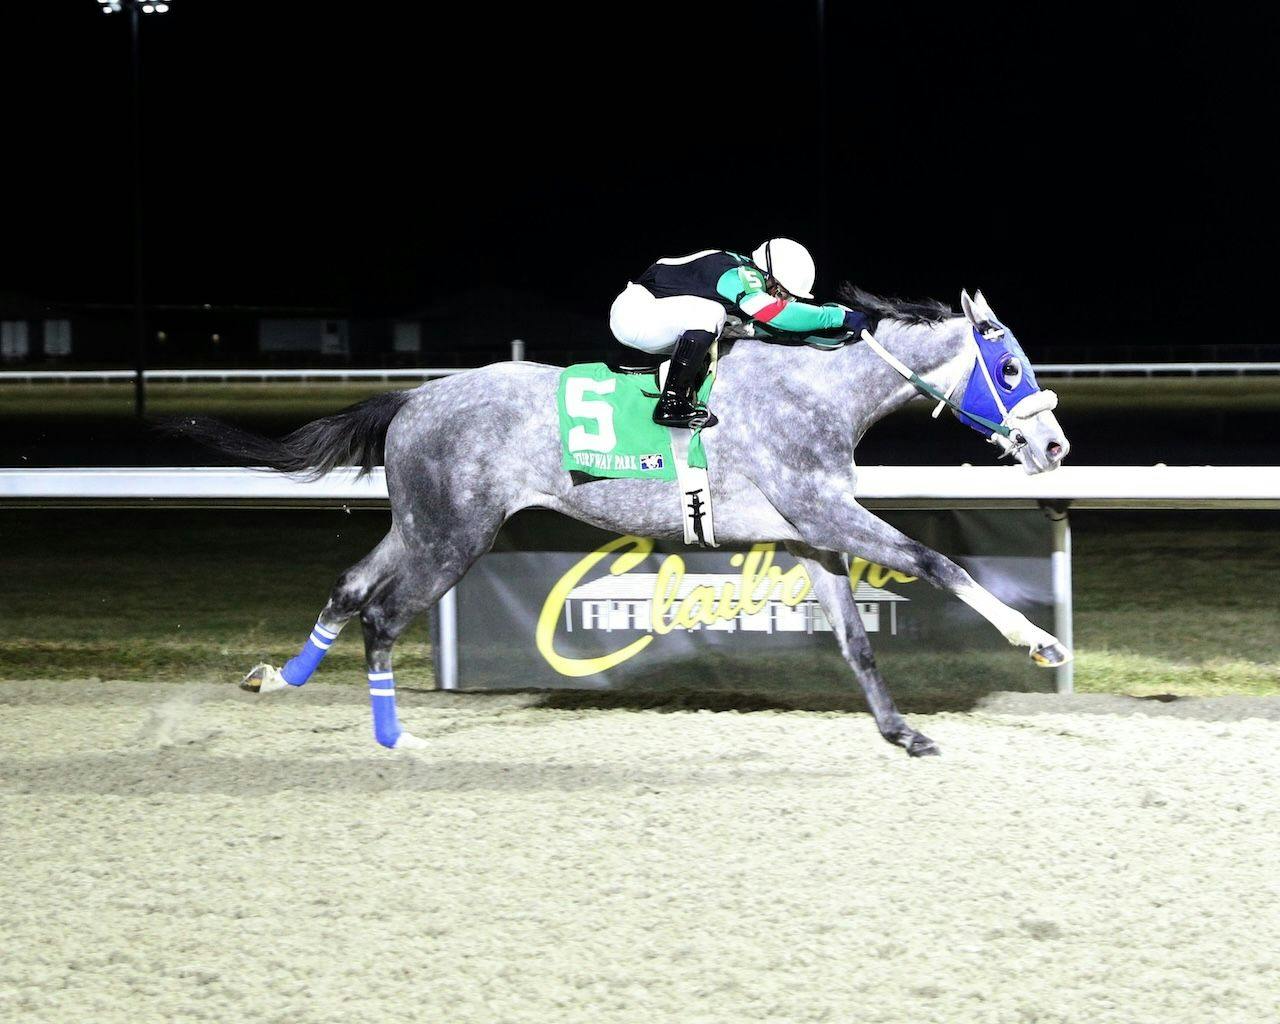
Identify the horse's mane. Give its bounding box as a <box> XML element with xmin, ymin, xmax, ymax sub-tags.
<box><xmin>838</xmin><ymin>283</ymin><xmax>954</xmax><ymax>325</ymax></box>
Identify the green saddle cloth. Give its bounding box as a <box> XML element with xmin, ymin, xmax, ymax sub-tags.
<box><xmin>557</xmin><ymin>363</ymin><xmax>713</xmax><ymax>481</ymax></box>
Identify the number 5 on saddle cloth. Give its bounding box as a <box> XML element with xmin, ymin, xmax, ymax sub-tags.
<box><xmin>557</xmin><ymin>350</ymin><xmax>719</xmax><ymax>547</ymax></box>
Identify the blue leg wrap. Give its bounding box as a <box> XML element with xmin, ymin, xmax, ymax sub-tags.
<box><xmin>280</xmin><ymin>622</ymin><xmax>339</xmax><ymax>686</ymax></box>
<box><xmin>368</xmin><ymin>672</ymin><xmax>402</xmax><ymax>748</ymax></box>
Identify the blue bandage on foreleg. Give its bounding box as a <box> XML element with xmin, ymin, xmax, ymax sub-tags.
<box><xmin>280</xmin><ymin>622</ymin><xmax>340</xmax><ymax>686</ymax></box>
<box><xmin>368</xmin><ymin>671</ymin><xmax>403</xmax><ymax>747</ymax></box>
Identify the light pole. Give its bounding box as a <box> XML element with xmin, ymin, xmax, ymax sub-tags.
<box><xmin>816</xmin><ymin>0</ymin><xmax>829</xmax><ymax>296</ymax></box>
<box><xmin>98</xmin><ymin>0</ymin><xmax>171</xmax><ymax>418</ymax></box>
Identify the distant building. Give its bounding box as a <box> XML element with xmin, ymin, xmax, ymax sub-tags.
<box><xmin>257</xmin><ymin>318</ymin><xmax>350</xmax><ymax>357</ymax></box>
<box><xmin>0</xmin><ymin>284</ymin><xmax>606</xmax><ymax>367</ymax></box>
<box><xmin>388</xmin><ymin>285</ymin><xmax>606</xmax><ymax>365</ymax></box>
<box><xmin>0</xmin><ymin>291</ymin><xmax>75</xmax><ymax>362</ymax></box>
<box><xmin>391</xmin><ymin>320</ymin><xmax>422</xmax><ymax>354</ymax></box>
<box><xmin>0</xmin><ymin>291</ymin><xmax>354</xmax><ymax>367</ymax></box>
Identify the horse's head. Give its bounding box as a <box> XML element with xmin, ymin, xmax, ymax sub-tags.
<box><xmin>952</xmin><ymin>290</ymin><xmax>1069</xmax><ymax>474</ymax></box>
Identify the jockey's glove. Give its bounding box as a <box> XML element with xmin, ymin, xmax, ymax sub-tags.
<box><xmin>843</xmin><ymin>309</ymin><xmax>875</xmax><ymax>335</ymax></box>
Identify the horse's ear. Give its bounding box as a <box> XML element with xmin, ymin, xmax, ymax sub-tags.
<box><xmin>972</xmin><ymin>289</ymin><xmax>999</xmax><ymax>325</ymax></box>
<box><xmin>960</xmin><ymin>289</ymin><xmax>978</xmax><ymax>325</ymax></box>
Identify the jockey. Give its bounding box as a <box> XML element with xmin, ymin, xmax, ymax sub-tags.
<box><xmin>609</xmin><ymin>238</ymin><xmax>871</xmax><ymax>427</ymax></box>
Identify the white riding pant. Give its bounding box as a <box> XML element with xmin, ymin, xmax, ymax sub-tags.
<box><xmin>609</xmin><ymin>282</ymin><xmax>726</xmax><ymax>355</ymax></box>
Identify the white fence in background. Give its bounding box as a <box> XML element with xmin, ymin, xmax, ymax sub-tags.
<box><xmin>3</xmin><ymin>362</ymin><xmax>1280</xmax><ymax>384</ymax></box>
<box><xmin>1036</xmin><ymin>362</ymin><xmax>1280</xmax><ymax>377</ymax></box>
<box><xmin>3</xmin><ymin>465</ymin><xmax>1277</xmax><ymax>695</ymax></box>
<box><xmin>2</xmin><ymin>465</ymin><xmax>1277</xmax><ymax>509</ymax></box>
<box><xmin>0</xmin><ymin>340</ymin><xmax>527</xmax><ymax>384</ymax></box>
<box><xmin>0</xmin><ymin>367</ymin><xmax>470</xmax><ymax>383</ymax></box>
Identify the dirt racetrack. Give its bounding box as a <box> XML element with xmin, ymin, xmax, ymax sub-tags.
<box><xmin>2</xmin><ymin>679</ymin><xmax>1278</xmax><ymax>1024</ymax></box>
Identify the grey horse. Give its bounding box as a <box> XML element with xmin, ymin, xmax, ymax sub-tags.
<box><xmin>173</xmin><ymin>286</ymin><xmax>1071</xmax><ymax>757</ymax></box>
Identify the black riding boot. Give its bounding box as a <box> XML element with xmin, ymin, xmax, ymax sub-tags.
<box><xmin>653</xmin><ymin>329</ymin><xmax>719</xmax><ymax>429</ymax></box>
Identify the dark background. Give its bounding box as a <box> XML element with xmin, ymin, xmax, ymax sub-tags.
<box><xmin>4</xmin><ymin>2</ymin><xmax>1278</xmax><ymax>357</ymax></box>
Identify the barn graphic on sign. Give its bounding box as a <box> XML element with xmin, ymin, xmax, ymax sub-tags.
<box><xmin>563</xmin><ymin>573</ymin><xmax>909</xmax><ymax>636</ymax></box>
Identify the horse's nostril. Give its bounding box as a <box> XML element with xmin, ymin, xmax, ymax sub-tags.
<box><xmin>1046</xmin><ymin>441</ymin><xmax>1064</xmax><ymax>461</ymax></box>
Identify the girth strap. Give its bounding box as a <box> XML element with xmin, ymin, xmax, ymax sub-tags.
<box><xmin>658</xmin><ymin>343</ymin><xmax>719</xmax><ymax>547</ymax></box>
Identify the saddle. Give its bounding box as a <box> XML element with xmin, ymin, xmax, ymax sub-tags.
<box><xmin>556</xmin><ymin>359</ymin><xmax>718</xmax><ymax>547</ymax></box>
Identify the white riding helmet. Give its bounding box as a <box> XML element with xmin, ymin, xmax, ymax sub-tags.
<box><xmin>752</xmin><ymin>237</ymin><xmax>815</xmax><ymax>299</ymax></box>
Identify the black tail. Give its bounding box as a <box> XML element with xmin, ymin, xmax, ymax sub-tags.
<box><xmin>159</xmin><ymin>390</ymin><xmax>412</xmax><ymax>479</ymax></box>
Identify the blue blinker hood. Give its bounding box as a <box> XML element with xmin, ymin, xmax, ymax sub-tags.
<box><xmin>956</xmin><ymin>324</ymin><xmax>1042</xmax><ymax>437</ymax></box>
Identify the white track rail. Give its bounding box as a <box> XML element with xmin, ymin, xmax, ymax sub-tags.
<box><xmin>0</xmin><ymin>368</ymin><xmax>469</xmax><ymax>383</ymax></box>
<box><xmin>1</xmin><ymin>465</ymin><xmax>1277</xmax><ymax>509</ymax></box>
<box><xmin>1036</xmin><ymin>362</ymin><xmax>1280</xmax><ymax>377</ymax></box>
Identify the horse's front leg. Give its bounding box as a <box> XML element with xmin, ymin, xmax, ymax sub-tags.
<box><xmin>787</xmin><ymin>542</ymin><xmax>940</xmax><ymax>757</ymax></box>
<box><xmin>794</xmin><ymin>490</ymin><xmax>1071</xmax><ymax>666</ymax></box>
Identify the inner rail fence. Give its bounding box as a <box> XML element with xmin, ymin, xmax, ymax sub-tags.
<box><xmin>3</xmin><ymin>466</ymin><xmax>1278</xmax><ymax>695</ymax></box>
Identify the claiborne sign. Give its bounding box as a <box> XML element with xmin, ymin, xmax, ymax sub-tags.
<box><xmin>435</xmin><ymin>508</ymin><xmax>1056</xmax><ymax>697</ymax></box>
<box><xmin>535</xmin><ymin>536</ymin><xmax>916</xmax><ymax>677</ymax></box>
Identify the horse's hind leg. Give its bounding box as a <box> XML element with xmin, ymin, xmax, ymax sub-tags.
<box><xmin>241</xmin><ymin>530</ymin><xmax>409</xmax><ymax>694</ymax></box>
<box><xmin>244</xmin><ymin>519</ymin><xmax>496</xmax><ymax>748</ymax></box>
<box><xmin>357</xmin><ymin>569</ymin><xmax>439</xmax><ymax>750</ymax></box>
<box><xmin>787</xmin><ymin>542</ymin><xmax>939</xmax><ymax>757</ymax></box>
<box><xmin>357</xmin><ymin>527</ymin><xmax>502</xmax><ymax>749</ymax></box>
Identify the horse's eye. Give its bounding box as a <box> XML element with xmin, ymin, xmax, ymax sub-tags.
<box><xmin>1000</xmin><ymin>358</ymin><xmax>1023</xmax><ymax>390</ymax></box>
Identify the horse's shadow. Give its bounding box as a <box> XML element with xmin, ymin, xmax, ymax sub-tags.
<box><xmin>528</xmin><ymin>685</ymin><xmax>987</xmax><ymax>716</ymax></box>
<box><xmin>447</xmin><ymin>644</ymin><xmax>1055</xmax><ymax>717</ymax></box>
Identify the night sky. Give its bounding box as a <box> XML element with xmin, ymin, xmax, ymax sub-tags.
<box><xmin>5</xmin><ymin>3</ymin><xmax>1279</xmax><ymax>353</ymax></box>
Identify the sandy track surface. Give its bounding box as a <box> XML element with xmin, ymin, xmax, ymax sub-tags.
<box><xmin>1</xmin><ymin>680</ymin><xmax>1278</xmax><ymax>1024</ymax></box>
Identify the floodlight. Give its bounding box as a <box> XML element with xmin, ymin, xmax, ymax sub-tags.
<box><xmin>97</xmin><ymin>1</ymin><xmax>172</xmax><ymax>13</ymax></box>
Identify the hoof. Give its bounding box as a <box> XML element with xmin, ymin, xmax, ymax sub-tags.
<box><xmin>889</xmin><ymin>729</ymin><xmax>941</xmax><ymax>757</ymax></box>
<box><xmin>392</xmin><ymin>731</ymin><xmax>428</xmax><ymax>751</ymax></box>
<box><xmin>240</xmin><ymin>663</ymin><xmax>289</xmax><ymax>694</ymax></box>
<box><xmin>1031</xmin><ymin>641</ymin><xmax>1073</xmax><ymax>667</ymax></box>
<box><xmin>907</xmin><ymin>734</ymin><xmax>941</xmax><ymax>758</ymax></box>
